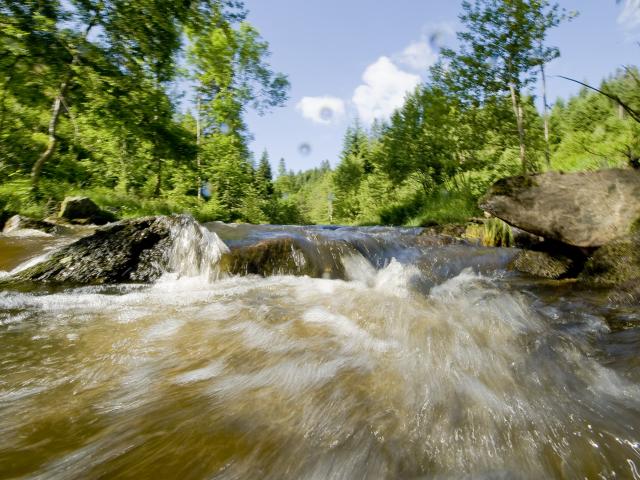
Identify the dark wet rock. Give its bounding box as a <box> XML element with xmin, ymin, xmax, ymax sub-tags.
<box><xmin>509</xmin><ymin>250</ymin><xmax>573</xmax><ymax>279</ymax></box>
<box><xmin>221</xmin><ymin>238</ymin><xmax>308</xmax><ymax>277</ymax></box>
<box><xmin>511</xmin><ymin>227</ymin><xmax>544</xmax><ymax>249</ymax></box>
<box><xmin>58</xmin><ymin>196</ymin><xmax>117</xmax><ymax>225</ymax></box>
<box><xmin>220</xmin><ymin>237</ymin><xmax>345</xmax><ymax>279</ymax></box>
<box><xmin>480</xmin><ymin>169</ymin><xmax>640</xmax><ymax>248</ymax></box>
<box><xmin>0</xmin><ymin>210</ymin><xmax>14</xmax><ymax>231</ymax></box>
<box><xmin>10</xmin><ymin>215</ymin><xmax>194</xmax><ymax>284</ymax></box>
<box><xmin>2</xmin><ymin>215</ymin><xmax>63</xmax><ymax>235</ymax></box>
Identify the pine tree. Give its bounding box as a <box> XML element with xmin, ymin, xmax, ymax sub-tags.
<box><xmin>256</xmin><ymin>150</ymin><xmax>274</xmax><ymax>197</ymax></box>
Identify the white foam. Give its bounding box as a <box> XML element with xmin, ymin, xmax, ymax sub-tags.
<box><xmin>3</xmin><ymin>228</ymin><xmax>52</xmax><ymax>238</ymax></box>
<box><xmin>302</xmin><ymin>306</ymin><xmax>392</xmax><ymax>353</ymax></box>
<box><xmin>143</xmin><ymin>319</ymin><xmax>185</xmax><ymax>341</ymax></box>
<box><xmin>174</xmin><ymin>360</ymin><xmax>225</xmax><ymax>384</ymax></box>
<box><xmin>167</xmin><ymin>219</ymin><xmax>229</xmax><ymax>279</ymax></box>
<box><xmin>343</xmin><ymin>254</ymin><xmax>421</xmax><ymax>297</ymax></box>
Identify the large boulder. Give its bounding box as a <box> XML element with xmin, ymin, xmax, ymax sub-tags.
<box><xmin>58</xmin><ymin>196</ymin><xmax>117</xmax><ymax>225</ymax></box>
<box><xmin>10</xmin><ymin>215</ymin><xmax>200</xmax><ymax>284</ymax></box>
<box><xmin>480</xmin><ymin>169</ymin><xmax>640</xmax><ymax>248</ymax></box>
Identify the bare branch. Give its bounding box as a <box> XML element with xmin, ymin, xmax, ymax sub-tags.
<box><xmin>554</xmin><ymin>74</ymin><xmax>640</xmax><ymax>124</ymax></box>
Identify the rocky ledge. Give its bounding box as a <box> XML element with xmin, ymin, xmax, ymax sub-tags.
<box><xmin>481</xmin><ymin>168</ymin><xmax>640</xmax><ymax>301</ymax></box>
<box><xmin>480</xmin><ymin>169</ymin><xmax>640</xmax><ymax>248</ymax></box>
<box><xmin>10</xmin><ymin>216</ymin><xmax>183</xmax><ymax>284</ymax></box>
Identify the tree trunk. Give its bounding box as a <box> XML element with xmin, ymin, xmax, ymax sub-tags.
<box><xmin>31</xmin><ymin>86</ymin><xmax>68</xmax><ymax>191</ymax></box>
<box><xmin>196</xmin><ymin>95</ymin><xmax>202</xmax><ymax>200</ymax></box>
<box><xmin>154</xmin><ymin>154</ymin><xmax>162</xmax><ymax>197</ymax></box>
<box><xmin>31</xmin><ymin>20</ymin><xmax>96</xmax><ymax>192</ymax></box>
<box><xmin>119</xmin><ymin>138</ymin><xmax>129</xmax><ymax>192</ymax></box>
<box><xmin>540</xmin><ymin>63</ymin><xmax>551</xmax><ymax>169</ymax></box>
<box><xmin>509</xmin><ymin>84</ymin><xmax>527</xmax><ymax>174</ymax></box>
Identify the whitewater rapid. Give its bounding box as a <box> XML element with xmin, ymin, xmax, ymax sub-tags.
<box><xmin>0</xmin><ymin>223</ymin><xmax>639</xmax><ymax>479</ymax></box>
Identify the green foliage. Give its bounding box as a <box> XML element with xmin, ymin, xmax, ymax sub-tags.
<box><xmin>442</xmin><ymin>0</ymin><xmax>567</xmax><ymax>172</ymax></box>
<box><xmin>408</xmin><ymin>190</ymin><xmax>482</xmax><ymax>227</ymax></box>
<box><xmin>0</xmin><ymin>0</ymin><xmax>291</xmax><ymax>225</ymax></box>
<box><xmin>1</xmin><ymin>0</ymin><xmax>637</xmax><ymax>230</ymax></box>
<box><xmin>549</xmin><ymin>69</ymin><xmax>640</xmax><ymax>171</ymax></box>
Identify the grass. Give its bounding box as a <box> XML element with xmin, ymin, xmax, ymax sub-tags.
<box><xmin>407</xmin><ymin>190</ymin><xmax>482</xmax><ymax>227</ymax></box>
<box><xmin>1</xmin><ymin>178</ymin><xmax>485</xmax><ymax>228</ymax></box>
<box><xmin>0</xmin><ymin>179</ymin><xmax>228</xmax><ymax>224</ymax></box>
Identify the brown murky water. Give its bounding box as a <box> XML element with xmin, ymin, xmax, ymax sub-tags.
<box><xmin>1</xmin><ymin>224</ymin><xmax>639</xmax><ymax>479</ymax></box>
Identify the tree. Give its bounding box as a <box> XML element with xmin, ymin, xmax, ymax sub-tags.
<box><xmin>374</xmin><ymin>85</ymin><xmax>460</xmax><ymax>194</ymax></box>
<box><xmin>187</xmin><ymin>11</ymin><xmax>289</xmax><ymax>210</ymax></box>
<box><xmin>443</xmin><ymin>0</ymin><xmax>566</xmax><ymax>172</ymax></box>
<box><xmin>256</xmin><ymin>149</ymin><xmax>274</xmax><ymax>197</ymax></box>
<box><xmin>277</xmin><ymin>158</ymin><xmax>287</xmax><ymax>178</ymax></box>
<box><xmin>332</xmin><ymin>120</ymin><xmax>373</xmax><ymax>221</ymax></box>
<box><xmin>7</xmin><ymin>0</ymin><xmax>197</xmax><ymax>192</ymax></box>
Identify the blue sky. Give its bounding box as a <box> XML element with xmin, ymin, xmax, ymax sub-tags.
<box><xmin>242</xmin><ymin>0</ymin><xmax>640</xmax><ymax>173</ymax></box>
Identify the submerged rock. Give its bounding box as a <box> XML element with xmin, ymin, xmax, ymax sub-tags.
<box><xmin>10</xmin><ymin>215</ymin><xmax>195</xmax><ymax>284</ymax></box>
<box><xmin>58</xmin><ymin>196</ymin><xmax>117</xmax><ymax>225</ymax></box>
<box><xmin>2</xmin><ymin>214</ymin><xmax>65</xmax><ymax>235</ymax></box>
<box><xmin>480</xmin><ymin>169</ymin><xmax>640</xmax><ymax>248</ymax></box>
<box><xmin>220</xmin><ymin>237</ymin><xmax>346</xmax><ymax>279</ymax></box>
<box><xmin>221</xmin><ymin>238</ymin><xmax>310</xmax><ymax>277</ymax></box>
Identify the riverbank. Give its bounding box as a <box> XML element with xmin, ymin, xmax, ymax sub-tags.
<box><xmin>0</xmin><ymin>178</ymin><xmax>482</xmax><ymax>229</ymax></box>
<box><xmin>3</xmin><ymin>169</ymin><xmax>639</xmax><ymax>302</ymax></box>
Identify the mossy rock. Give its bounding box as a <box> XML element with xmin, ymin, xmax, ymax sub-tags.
<box><xmin>220</xmin><ymin>238</ymin><xmax>311</xmax><ymax>277</ymax></box>
<box><xmin>579</xmin><ymin>233</ymin><xmax>640</xmax><ymax>286</ymax></box>
<box><xmin>509</xmin><ymin>250</ymin><xmax>573</xmax><ymax>279</ymax></box>
<box><xmin>219</xmin><ymin>237</ymin><xmax>345</xmax><ymax>279</ymax></box>
<box><xmin>58</xmin><ymin>196</ymin><xmax>117</xmax><ymax>225</ymax></box>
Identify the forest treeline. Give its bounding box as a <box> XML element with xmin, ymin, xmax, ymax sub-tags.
<box><xmin>279</xmin><ymin>66</ymin><xmax>640</xmax><ymax>226</ymax></box>
<box><xmin>1</xmin><ymin>0</ymin><xmax>639</xmax><ymax>225</ymax></box>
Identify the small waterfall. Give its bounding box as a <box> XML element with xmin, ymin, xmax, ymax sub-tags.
<box><xmin>166</xmin><ymin>216</ymin><xmax>230</xmax><ymax>280</ymax></box>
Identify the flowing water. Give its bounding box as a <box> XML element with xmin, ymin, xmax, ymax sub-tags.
<box><xmin>1</xmin><ymin>222</ymin><xmax>640</xmax><ymax>479</ymax></box>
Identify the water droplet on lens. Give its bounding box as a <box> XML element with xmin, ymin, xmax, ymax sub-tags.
<box><xmin>429</xmin><ymin>31</ymin><xmax>443</xmax><ymax>51</ymax></box>
<box><xmin>298</xmin><ymin>143</ymin><xmax>311</xmax><ymax>156</ymax></box>
<box><xmin>320</xmin><ymin>106</ymin><xmax>333</xmax><ymax>122</ymax></box>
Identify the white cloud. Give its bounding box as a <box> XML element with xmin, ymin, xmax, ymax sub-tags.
<box><xmin>296</xmin><ymin>96</ymin><xmax>346</xmax><ymax>125</ymax></box>
<box><xmin>618</xmin><ymin>0</ymin><xmax>640</xmax><ymax>31</ymax></box>
<box><xmin>396</xmin><ymin>40</ymin><xmax>438</xmax><ymax>71</ymax></box>
<box><xmin>396</xmin><ymin>23</ymin><xmax>455</xmax><ymax>71</ymax></box>
<box><xmin>352</xmin><ymin>56</ymin><xmax>421</xmax><ymax>124</ymax></box>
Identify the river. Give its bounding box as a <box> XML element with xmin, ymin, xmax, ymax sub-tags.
<box><xmin>0</xmin><ymin>222</ymin><xmax>639</xmax><ymax>479</ymax></box>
